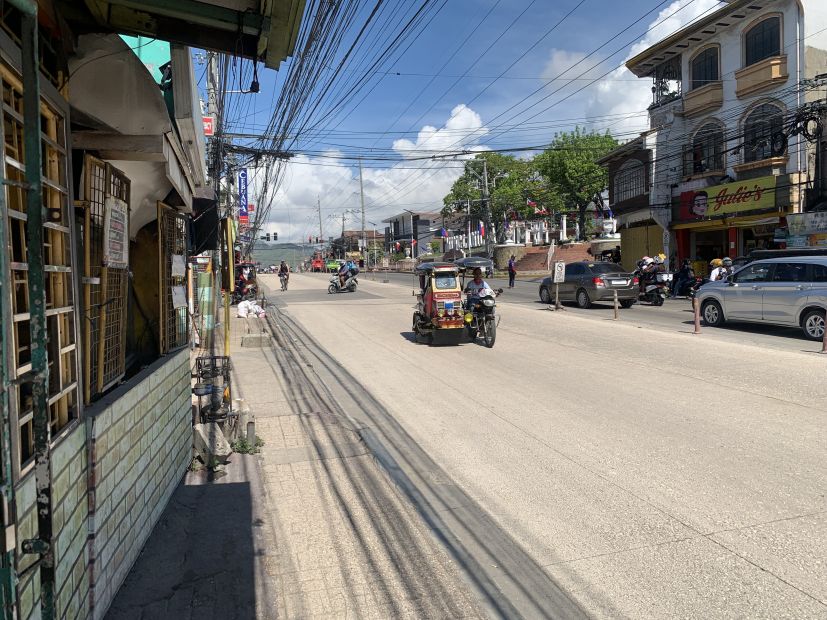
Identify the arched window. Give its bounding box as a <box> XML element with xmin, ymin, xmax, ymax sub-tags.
<box><xmin>743</xmin><ymin>103</ymin><xmax>784</xmax><ymax>163</ymax></box>
<box><xmin>745</xmin><ymin>17</ymin><xmax>781</xmax><ymax>66</ymax></box>
<box><xmin>684</xmin><ymin>123</ymin><xmax>724</xmax><ymax>176</ymax></box>
<box><xmin>691</xmin><ymin>47</ymin><xmax>719</xmax><ymax>89</ymax></box>
<box><xmin>613</xmin><ymin>160</ymin><xmax>645</xmax><ymax>203</ymax></box>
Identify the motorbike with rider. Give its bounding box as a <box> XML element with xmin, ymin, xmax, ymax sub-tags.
<box><xmin>278</xmin><ymin>260</ymin><xmax>290</xmax><ymax>291</ymax></box>
<box><xmin>328</xmin><ymin>259</ymin><xmax>359</xmax><ymax>293</ymax></box>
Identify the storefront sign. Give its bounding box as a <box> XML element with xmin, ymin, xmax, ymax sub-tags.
<box><xmin>238</xmin><ymin>169</ymin><xmax>248</xmax><ymax>221</ymax></box>
<box><xmin>678</xmin><ymin>176</ymin><xmax>778</xmax><ymax>221</ymax></box>
<box><xmin>786</xmin><ymin>212</ymin><xmax>827</xmax><ymax>236</ymax></box>
<box><xmin>103</xmin><ymin>196</ymin><xmax>128</xmax><ymax>268</ymax></box>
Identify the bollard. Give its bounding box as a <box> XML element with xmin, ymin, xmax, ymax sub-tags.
<box><xmin>613</xmin><ymin>289</ymin><xmax>619</xmax><ymax>320</ymax></box>
<box><xmin>246</xmin><ymin>417</ymin><xmax>256</xmax><ymax>444</ymax></box>
<box><xmin>822</xmin><ymin>308</ymin><xmax>827</xmax><ymax>354</ymax></box>
<box><xmin>692</xmin><ymin>297</ymin><xmax>701</xmax><ymax>334</ymax></box>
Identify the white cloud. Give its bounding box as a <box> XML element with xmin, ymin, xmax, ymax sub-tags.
<box><xmin>250</xmin><ymin>104</ymin><xmax>487</xmax><ymax>242</ymax></box>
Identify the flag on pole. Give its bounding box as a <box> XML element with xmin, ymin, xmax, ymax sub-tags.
<box><xmin>440</xmin><ymin>227</ymin><xmax>447</xmax><ymax>237</ymax></box>
<box><xmin>503</xmin><ymin>212</ymin><xmax>510</xmax><ymax>230</ymax></box>
<box><xmin>526</xmin><ymin>198</ymin><xmax>537</xmax><ymax>207</ymax></box>
<box><xmin>478</xmin><ymin>221</ymin><xmax>485</xmax><ymax>238</ymax></box>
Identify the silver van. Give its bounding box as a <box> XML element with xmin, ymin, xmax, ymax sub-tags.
<box><xmin>696</xmin><ymin>256</ymin><xmax>827</xmax><ymax>340</ymax></box>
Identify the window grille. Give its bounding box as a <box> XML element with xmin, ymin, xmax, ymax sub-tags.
<box><xmin>158</xmin><ymin>202</ymin><xmax>189</xmax><ymax>353</ymax></box>
<box><xmin>79</xmin><ymin>155</ymin><xmax>130</xmax><ymax>403</ymax></box>
<box><xmin>613</xmin><ymin>160</ymin><xmax>645</xmax><ymax>203</ymax></box>
<box><xmin>745</xmin><ymin>17</ymin><xmax>780</xmax><ymax>66</ymax></box>
<box><xmin>683</xmin><ymin>123</ymin><xmax>725</xmax><ymax>176</ymax></box>
<box><xmin>0</xmin><ymin>61</ymin><xmax>78</xmax><ymax>471</ymax></box>
<box><xmin>744</xmin><ymin>104</ymin><xmax>784</xmax><ymax>163</ymax></box>
<box><xmin>691</xmin><ymin>48</ymin><xmax>719</xmax><ymax>89</ymax></box>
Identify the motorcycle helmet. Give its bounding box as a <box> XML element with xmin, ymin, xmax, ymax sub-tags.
<box><xmin>722</xmin><ymin>257</ymin><xmax>732</xmax><ymax>266</ymax></box>
<box><xmin>653</xmin><ymin>255</ymin><xmax>664</xmax><ymax>265</ymax></box>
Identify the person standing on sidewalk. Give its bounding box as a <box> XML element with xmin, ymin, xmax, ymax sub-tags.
<box><xmin>507</xmin><ymin>254</ymin><xmax>517</xmax><ymax>288</ymax></box>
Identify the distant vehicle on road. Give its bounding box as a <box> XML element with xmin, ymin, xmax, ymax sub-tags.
<box><xmin>453</xmin><ymin>256</ymin><xmax>493</xmax><ymax>277</ymax></box>
<box><xmin>539</xmin><ymin>262</ymin><xmax>638</xmax><ymax>309</ymax></box>
<box><xmin>325</xmin><ymin>259</ymin><xmax>343</xmax><ymax>273</ymax></box>
<box><xmin>697</xmin><ymin>256</ymin><xmax>827</xmax><ymax>340</ymax></box>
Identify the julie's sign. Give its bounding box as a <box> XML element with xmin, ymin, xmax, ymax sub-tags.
<box><xmin>678</xmin><ymin>176</ymin><xmax>777</xmax><ymax>221</ymax></box>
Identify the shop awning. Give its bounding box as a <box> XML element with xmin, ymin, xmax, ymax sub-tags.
<box><xmin>56</xmin><ymin>0</ymin><xmax>305</xmax><ymax>69</ymax></box>
<box><xmin>672</xmin><ymin>211</ymin><xmax>784</xmax><ymax>231</ymax></box>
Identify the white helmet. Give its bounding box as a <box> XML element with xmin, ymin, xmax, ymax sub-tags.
<box><xmin>653</xmin><ymin>255</ymin><xmax>664</xmax><ymax>265</ymax></box>
<box><xmin>643</xmin><ymin>256</ymin><xmax>654</xmax><ymax>265</ymax></box>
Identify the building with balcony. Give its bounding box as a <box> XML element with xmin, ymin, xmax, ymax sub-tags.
<box><xmin>382</xmin><ymin>211</ymin><xmax>444</xmax><ymax>257</ymax></box>
<box><xmin>603</xmin><ymin>0</ymin><xmax>827</xmax><ymax>274</ymax></box>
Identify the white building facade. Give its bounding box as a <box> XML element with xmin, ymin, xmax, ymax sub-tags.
<box><xmin>607</xmin><ymin>0</ymin><xmax>827</xmax><ymax>274</ymax></box>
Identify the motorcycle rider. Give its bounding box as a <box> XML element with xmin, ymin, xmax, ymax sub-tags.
<box><xmin>717</xmin><ymin>257</ymin><xmax>733</xmax><ymax>280</ymax></box>
<box><xmin>672</xmin><ymin>259</ymin><xmax>694</xmax><ymax>297</ymax></box>
<box><xmin>464</xmin><ymin>267</ymin><xmax>495</xmax><ymax>310</ymax></box>
<box><xmin>337</xmin><ymin>259</ymin><xmax>359</xmax><ymax>289</ymax></box>
<box><xmin>278</xmin><ymin>260</ymin><xmax>290</xmax><ymax>289</ymax></box>
<box><xmin>708</xmin><ymin>258</ymin><xmax>725</xmax><ymax>282</ymax></box>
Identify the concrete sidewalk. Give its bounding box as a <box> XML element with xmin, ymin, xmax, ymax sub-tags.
<box><xmin>107</xmin><ymin>307</ymin><xmax>484</xmax><ymax>619</ymax></box>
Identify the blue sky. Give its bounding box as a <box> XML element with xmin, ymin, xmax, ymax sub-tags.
<box><xmin>204</xmin><ymin>0</ymin><xmax>727</xmax><ymax>242</ymax></box>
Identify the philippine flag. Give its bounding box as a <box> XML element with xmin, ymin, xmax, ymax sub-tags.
<box><xmin>526</xmin><ymin>198</ymin><xmax>537</xmax><ymax>207</ymax></box>
<box><xmin>478</xmin><ymin>221</ymin><xmax>485</xmax><ymax>238</ymax></box>
<box><xmin>440</xmin><ymin>227</ymin><xmax>447</xmax><ymax>237</ymax></box>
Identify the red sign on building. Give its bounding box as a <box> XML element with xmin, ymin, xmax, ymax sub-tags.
<box><xmin>203</xmin><ymin>116</ymin><xmax>215</xmax><ymax>136</ymax></box>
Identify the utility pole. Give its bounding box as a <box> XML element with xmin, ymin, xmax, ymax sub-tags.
<box><xmin>466</xmin><ymin>199</ymin><xmax>471</xmax><ymax>255</ymax></box>
<box><xmin>482</xmin><ymin>158</ymin><xmax>493</xmax><ymax>258</ymax></box>
<box><xmin>358</xmin><ymin>159</ymin><xmax>366</xmax><ymax>264</ymax></box>
<box><xmin>317</xmin><ymin>196</ymin><xmax>323</xmax><ymax>245</ymax></box>
<box><xmin>204</xmin><ymin>50</ymin><xmax>220</xmax><ymax>356</ymax></box>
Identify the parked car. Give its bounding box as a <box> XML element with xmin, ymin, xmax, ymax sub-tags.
<box><xmin>539</xmin><ymin>262</ymin><xmax>638</xmax><ymax>309</ymax></box>
<box><xmin>696</xmin><ymin>256</ymin><xmax>827</xmax><ymax>340</ymax></box>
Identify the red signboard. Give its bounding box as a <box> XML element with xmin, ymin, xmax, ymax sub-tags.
<box><xmin>247</xmin><ymin>203</ymin><xmax>255</xmax><ymax>213</ymax></box>
<box><xmin>203</xmin><ymin>116</ymin><xmax>215</xmax><ymax>136</ymax></box>
<box><xmin>239</xmin><ymin>215</ymin><xmax>249</xmax><ymax>224</ymax></box>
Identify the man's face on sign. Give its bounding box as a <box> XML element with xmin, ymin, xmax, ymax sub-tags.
<box><xmin>692</xmin><ymin>193</ymin><xmax>708</xmax><ymax>216</ymax></box>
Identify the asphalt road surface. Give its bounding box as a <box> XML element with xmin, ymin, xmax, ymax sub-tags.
<box><xmin>261</xmin><ymin>273</ymin><xmax>827</xmax><ymax>619</ymax></box>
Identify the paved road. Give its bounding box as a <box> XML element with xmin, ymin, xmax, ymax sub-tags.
<box><xmin>262</xmin><ymin>273</ymin><xmax>827</xmax><ymax>619</ymax></box>
<box><xmin>353</xmin><ymin>270</ymin><xmax>818</xmax><ymax>354</ymax></box>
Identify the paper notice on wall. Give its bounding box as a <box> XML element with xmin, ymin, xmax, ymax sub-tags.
<box><xmin>103</xmin><ymin>196</ymin><xmax>129</xmax><ymax>268</ymax></box>
<box><xmin>171</xmin><ymin>286</ymin><xmax>187</xmax><ymax>308</ymax></box>
<box><xmin>171</xmin><ymin>254</ymin><xmax>186</xmax><ymax>277</ymax></box>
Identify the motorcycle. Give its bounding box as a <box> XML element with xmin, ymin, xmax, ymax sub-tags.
<box><xmin>328</xmin><ymin>272</ymin><xmax>358</xmax><ymax>294</ymax></box>
<box><xmin>232</xmin><ymin>281</ymin><xmax>257</xmax><ymax>304</ymax></box>
<box><xmin>634</xmin><ymin>268</ymin><xmax>672</xmax><ymax>306</ymax></box>
<box><xmin>464</xmin><ymin>289</ymin><xmax>503</xmax><ymax>348</ymax></box>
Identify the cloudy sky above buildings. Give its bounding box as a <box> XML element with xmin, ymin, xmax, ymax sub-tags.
<box><xmin>209</xmin><ymin>0</ymin><xmax>737</xmax><ymax>242</ymax></box>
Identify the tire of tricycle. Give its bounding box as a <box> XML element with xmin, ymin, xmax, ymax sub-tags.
<box><xmin>482</xmin><ymin>318</ymin><xmax>496</xmax><ymax>348</ymax></box>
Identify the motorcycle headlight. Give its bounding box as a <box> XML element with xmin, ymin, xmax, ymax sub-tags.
<box><xmin>482</xmin><ymin>298</ymin><xmax>495</xmax><ymax>307</ymax></box>
<box><xmin>463</xmin><ymin>313</ymin><xmax>473</xmax><ymax>323</ymax></box>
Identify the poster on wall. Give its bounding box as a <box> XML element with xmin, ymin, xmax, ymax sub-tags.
<box><xmin>103</xmin><ymin>196</ymin><xmax>129</xmax><ymax>268</ymax></box>
<box><xmin>678</xmin><ymin>176</ymin><xmax>777</xmax><ymax>221</ymax></box>
<box><xmin>171</xmin><ymin>286</ymin><xmax>187</xmax><ymax>308</ymax></box>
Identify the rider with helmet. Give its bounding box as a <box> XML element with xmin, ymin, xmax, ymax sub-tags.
<box><xmin>338</xmin><ymin>259</ymin><xmax>359</xmax><ymax>289</ymax></box>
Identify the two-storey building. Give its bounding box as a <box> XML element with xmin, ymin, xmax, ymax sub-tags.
<box><xmin>603</xmin><ymin>0</ymin><xmax>827</xmax><ymax>274</ymax></box>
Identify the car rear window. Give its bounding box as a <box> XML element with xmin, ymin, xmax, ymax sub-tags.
<box><xmin>589</xmin><ymin>263</ymin><xmax>626</xmax><ymax>274</ymax></box>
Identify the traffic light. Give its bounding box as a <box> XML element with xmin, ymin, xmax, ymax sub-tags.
<box><xmin>273</xmin><ymin>232</ymin><xmax>278</xmax><ymax>241</ymax></box>
<box><xmin>308</xmin><ymin>236</ymin><xmax>312</xmax><ymax>244</ymax></box>
<box><xmin>260</xmin><ymin>233</ymin><xmax>270</xmax><ymax>241</ymax></box>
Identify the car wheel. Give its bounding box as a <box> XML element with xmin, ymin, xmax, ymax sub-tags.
<box><xmin>701</xmin><ymin>299</ymin><xmax>724</xmax><ymax>327</ymax></box>
<box><xmin>620</xmin><ymin>299</ymin><xmax>635</xmax><ymax>308</ymax></box>
<box><xmin>576</xmin><ymin>288</ymin><xmax>591</xmax><ymax>309</ymax></box>
<box><xmin>801</xmin><ymin>309</ymin><xmax>826</xmax><ymax>341</ymax></box>
<box><xmin>539</xmin><ymin>286</ymin><xmax>551</xmax><ymax>304</ymax></box>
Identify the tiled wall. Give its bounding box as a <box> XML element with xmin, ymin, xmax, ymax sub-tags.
<box><xmin>14</xmin><ymin>421</ymin><xmax>89</xmax><ymax>620</ymax></box>
<box><xmin>13</xmin><ymin>347</ymin><xmax>192</xmax><ymax>620</ymax></box>
<box><xmin>87</xmin><ymin>348</ymin><xmax>192</xmax><ymax>620</ymax></box>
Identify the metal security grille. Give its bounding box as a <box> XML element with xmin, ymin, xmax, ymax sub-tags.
<box><xmin>79</xmin><ymin>155</ymin><xmax>130</xmax><ymax>402</ymax></box>
<box><xmin>158</xmin><ymin>202</ymin><xmax>189</xmax><ymax>353</ymax></box>
<box><xmin>0</xmin><ymin>60</ymin><xmax>78</xmax><ymax>471</ymax></box>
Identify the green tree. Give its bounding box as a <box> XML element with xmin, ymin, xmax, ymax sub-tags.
<box><xmin>442</xmin><ymin>153</ymin><xmax>539</xmax><ymax>245</ymax></box>
<box><xmin>535</xmin><ymin>127</ymin><xmax>618</xmax><ymax>241</ymax></box>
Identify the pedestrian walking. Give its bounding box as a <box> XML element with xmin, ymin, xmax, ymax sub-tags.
<box><xmin>507</xmin><ymin>254</ymin><xmax>517</xmax><ymax>288</ymax></box>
